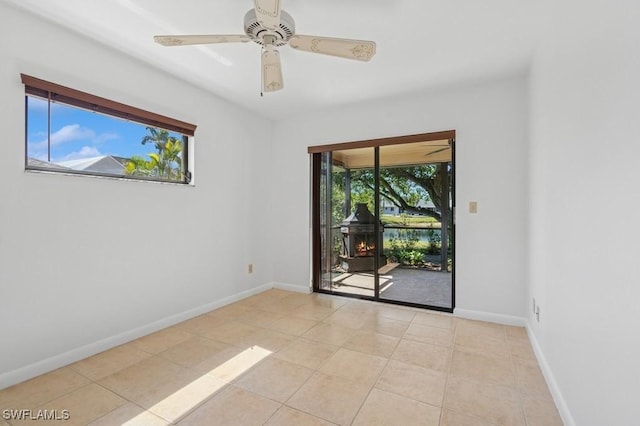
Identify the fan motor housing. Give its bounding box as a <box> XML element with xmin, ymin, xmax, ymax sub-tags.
<box><xmin>244</xmin><ymin>9</ymin><xmax>295</xmax><ymax>46</ymax></box>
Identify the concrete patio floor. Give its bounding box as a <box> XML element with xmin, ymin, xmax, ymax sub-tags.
<box><xmin>329</xmin><ymin>267</ymin><xmax>452</xmax><ymax>309</ymax></box>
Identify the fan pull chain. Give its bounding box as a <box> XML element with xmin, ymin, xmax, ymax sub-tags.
<box><xmin>260</xmin><ymin>47</ymin><xmax>264</xmax><ymax>97</ymax></box>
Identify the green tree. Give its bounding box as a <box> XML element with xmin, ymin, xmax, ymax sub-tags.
<box><xmin>141</xmin><ymin>127</ymin><xmax>171</xmax><ymax>151</ymax></box>
<box><xmin>125</xmin><ymin>127</ymin><xmax>184</xmax><ymax>180</ymax></box>
<box><xmin>124</xmin><ymin>155</ymin><xmax>154</xmax><ymax>177</ymax></box>
<box><xmin>148</xmin><ymin>138</ymin><xmax>183</xmax><ymax>179</ymax></box>
<box><xmin>349</xmin><ymin>165</ymin><xmax>450</xmax><ymax>222</ymax></box>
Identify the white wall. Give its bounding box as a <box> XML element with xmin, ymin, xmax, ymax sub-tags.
<box><xmin>5</xmin><ymin>1</ymin><xmax>638</xmax><ymax>423</ymax></box>
<box><xmin>272</xmin><ymin>76</ymin><xmax>529</xmax><ymax>320</ymax></box>
<box><xmin>528</xmin><ymin>1</ymin><xmax>640</xmax><ymax>425</ymax></box>
<box><xmin>0</xmin><ymin>2</ymin><xmax>273</xmax><ymax>387</ymax></box>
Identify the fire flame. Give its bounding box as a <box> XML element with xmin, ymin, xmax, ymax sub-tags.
<box><xmin>356</xmin><ymin>241</ymin><xmax>375</xmax><ymax>256</ymax></box>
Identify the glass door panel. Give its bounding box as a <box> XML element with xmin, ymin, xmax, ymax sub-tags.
<box><xmin>318</xmin><ymin>148</ymin><xmax>377</xmax><ymax>298</ymax></box>
<box><xmin>377</xmin><ymin>143</ymin><xmax>453</xmax><ymax>309</ymax></box>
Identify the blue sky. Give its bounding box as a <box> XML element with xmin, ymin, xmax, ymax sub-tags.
<box><xmin>27</xmin><ymin>96</ymin><xmax>181</xmax><ymax>163</ymax></box>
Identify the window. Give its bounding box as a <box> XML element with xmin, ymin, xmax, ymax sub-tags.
<box><xmin>22</xmin><ymin>74</ymin><xmax>197</xmax><ymax>184</ymax></box>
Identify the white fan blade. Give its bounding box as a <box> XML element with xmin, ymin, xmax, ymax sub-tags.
<box><xmin>262</xmin><ymin>48</ymin><xmax>283</xmax><ymax>93</ymax></box>
<box><xmin>255</xmin><ymin>0</ymin><xmax>281</xmax><ymax>30</ymax></box>
<box><xmin>289</xmin><ymin>35</ymin><xmax>376</xmax><ymax>61</ymax></box>
<box><xmin>154</xmin><ymin>34</ymin><xmax>250</xmax><ymax>46</ymax></box>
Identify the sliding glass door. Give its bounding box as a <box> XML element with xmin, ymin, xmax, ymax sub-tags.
<box><xmin>311</xmin><ymin>132</ymin><xmax>455</xmax><ymax>312</ymax></box>
<box><xmin>315</xmin><ymin>148</ymin><xmax>378</xmax><ymax>296</ymax></box>
<box><xmin>377</xmin><ymin>144</ymin><xmax>454</xmax><ymax>308</ymax></box>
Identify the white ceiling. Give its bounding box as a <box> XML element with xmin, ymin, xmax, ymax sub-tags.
<box><xmin>5</xmin><ymin>0</ymin><xmax>544</xmax><ymax>120</ymax></box>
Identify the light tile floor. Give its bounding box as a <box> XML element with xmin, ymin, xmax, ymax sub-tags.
<box><xmin>0</xmin><ymin>290</ymin><xmax>563</xmax><ymax>425</ymax></box>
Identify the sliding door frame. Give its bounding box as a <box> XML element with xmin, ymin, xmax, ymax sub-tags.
<box><xmin>309</xmin><ymin>130</ymin><xmax>456</xmax><ymax>312</ymax></box>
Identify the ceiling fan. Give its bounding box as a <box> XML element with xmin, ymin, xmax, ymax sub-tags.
<box><xmin>154</xmin><ymin>0</ymin><xmax>376</xmax><ymax>94</ymax></box>
<box><xmin>424</xmin><ymin>141</ymin><xmax>452</xmax><ymax>158</ymax></box>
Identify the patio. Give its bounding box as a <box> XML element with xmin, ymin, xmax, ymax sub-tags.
<box><xmin>330</xmin><ymin>267</ymin><xmax>452</xmax><ymax>309</ymax></box>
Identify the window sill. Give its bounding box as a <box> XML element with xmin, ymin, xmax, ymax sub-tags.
<box><xmin>24</xmin><ymin>168</ymin><xmax>196</xmax><ymax>187</ymax></box>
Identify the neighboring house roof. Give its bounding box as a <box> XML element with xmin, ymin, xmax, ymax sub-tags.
<box><xmin>111</xmin><ymin>156</ymin><xmax>131</xmax><ymax>167</ymax></box>
<box><xmin>27</xmin><ymin>157</ymin><xmax>73</xmax><ymax>171</ymax></box>
<box><xmin>58</xmin><ymin>156</ymin><xmax>126</xmax><ymax>174</ymax></box>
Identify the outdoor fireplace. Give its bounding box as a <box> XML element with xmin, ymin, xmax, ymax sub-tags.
<box><xmin>340</xmin><ymin>203</ymin><xmax>385</xmax><ymax>272</ymax></box>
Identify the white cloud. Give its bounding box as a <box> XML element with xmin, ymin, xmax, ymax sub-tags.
<box><xmin>95</xmin><ymin>132</ymin><xmax>119</xmax><ymax>144</ymax></box>
<box><xmin>59</xmin><ymin>146</ymin><xmax>102</xmax><ymax>161</ymax></box>
<box><xmin>32</xmin><ymin>152</ymin><xmax>49</xmax><ymax>162</ymax></box>
<box><xmin>50</xmin><ymin>124</ymin><xmax>96</xmax><ymax>146</ymax></box>
<box><xmin>29</xmin><ymin>124</ymin><xmax>95</xmax><ymax>151</ymax></box>
<box><xmin>27</xmin><ymin>124</ymin><xmax>120</xmax><ymax>163</ymax></box>
<box><xmin>29</xmin><ymin>124</ymin><xmax>119</xmax><ymax>155</ymax></box>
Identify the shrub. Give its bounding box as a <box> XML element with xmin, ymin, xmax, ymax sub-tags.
<box><xmin>387</xmin><ymin>233</ymin><xmax>426</xmax><ymax>266</ymax></box>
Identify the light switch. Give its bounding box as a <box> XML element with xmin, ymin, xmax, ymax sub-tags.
<box><xmin>469</xmin><ymin>201</ymin><xmax>478</xmax><ymax>214</ymax></box>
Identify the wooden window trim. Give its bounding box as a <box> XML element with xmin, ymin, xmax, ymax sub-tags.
<box><xmin>307</xmin><ymin>130</ymin><xmax>456</xmax><ymax>154</ymax></box>
<box><xmin>21</xmin><ymin>74</ymin><xmax>197</xmax><ymax>136</ymax></box>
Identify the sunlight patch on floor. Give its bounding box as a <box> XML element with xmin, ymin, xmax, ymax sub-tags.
<box><xmin>130</xmin><ymin>346</ymin><xmax>272</xmax><ymax>423</ymax></box>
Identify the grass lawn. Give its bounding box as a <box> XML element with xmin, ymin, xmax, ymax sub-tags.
<box><xmin>381</xmin><ymin>214</ymin><xmax>439</xmax><ymax>227</ymax></box>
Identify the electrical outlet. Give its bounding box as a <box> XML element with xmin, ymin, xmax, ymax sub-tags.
<box><xmin>248</xmin><ymin>264</ymin><xmax>253</xmax><ymax>274</ymax></box>
<box><xmin>535</xmin><ymin>305</ymin><xmax>540</xmax><ymax>322</ymax></box>
<box><xmin>469</xmin><ymin>201</ymin><xmax>478</xmax><ymax>214</ymax></box>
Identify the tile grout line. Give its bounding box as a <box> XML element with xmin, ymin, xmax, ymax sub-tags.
<box><xmin>255</xmin><ymin>299</ymin><xmax>350</xmax><ymax>425</ymax></box>
<box><xmin>275</xmin><ymin>319</ymin><xmax>353</xmax><ymax>425</ymax></box>
<box><xmin>437</xmin><ymin>316</ymin><xmax>457</xmax><ymax>425</ymax></box>
<box><xmin>349</xmin><ymin>311</ymin><xmax>410</xmax><ymax>424</ymax></box>
<box><xmin>2</xmin><ymin>291</ymin><xmax>558</xmax><ymax>426</ymax></box>
<box><xmin>510</xmin><ymin>331</ymin><xmax>533</xmax><ymax>426</ymax></box>
<box><xmin>440</xmin><ymin>319</ymin><xmax>506</xmax><ymax>426</ymax></box>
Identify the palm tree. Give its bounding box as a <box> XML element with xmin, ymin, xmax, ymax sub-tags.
<box><xmin>131</xmin><ymin>127</ymin><xmax>184</xmax><ymax>180</ymax></box>
<box><xmin>124</xmin><ymin>155</ymin><xmax>154</xmax><ymax>177</ymax></box>
<box><xmin>148</xmin><ymin>138</ymin><xmax>183</xmax><ymax>179</ymax></box>
<box><xmin>141</xmin><ymin>127</ymin><xmax>171</xmax><ymax>152</ymax></box>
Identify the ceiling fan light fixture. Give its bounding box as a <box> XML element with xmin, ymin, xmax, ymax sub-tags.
<box><xmin>244</xmin><ymin>8</ymin><xmax>295</xmax><ymax>46</ymax></box>
<box><xmin>153</xmin><ymin>0</ymin><xmax>376</xmax><ymax>93</ymax></box>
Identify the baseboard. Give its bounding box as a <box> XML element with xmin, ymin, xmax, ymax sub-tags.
<box><xmin>453</xmin><ymin>308</ymin><xmax>527</xmax><ymax>327</ymax></box>
<box><xmin>269</xmin><ymin>281</ymin><xmax>312</xmax><ymax>294</ymax></box>
<box><xmin>526</xmin><ymin>324</ymin><xmax>576</xmax><ymax>426</ymax></box>
<box><xmin>1</xmin><ymin>282</ymin><xmax>576</xmax><ymax>426</ymax></box>
<box><xmin>0</xmin><ymin>283</ymin><xmax>274</xmax><ymax>390</ymax></box>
